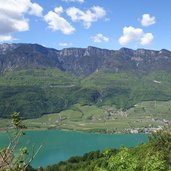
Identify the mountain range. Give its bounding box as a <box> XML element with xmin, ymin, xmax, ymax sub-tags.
<box><xmin>1</xmin><ymin>43</ymin><xmax>171</xmax><ymax>76</ymax></box>
<box><xmin>1</xmin><ymin>43</ymin><xmax>171</xmax><ymax>119</ymax></box>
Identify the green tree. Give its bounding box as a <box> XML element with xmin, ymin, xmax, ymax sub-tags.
<box><xmin>149</xmin><ymin>125</ymin><xmax>171</xmax><ymax>165</ymax></box>
<box><xmin>142</xmin><ymin>151</ymin><xmax>166</xmax><ymax>171</ymax></box>
<box><xmin>107</xmin><ymin>147</ymin><xmax>138</xmax><ymax>171</ymax></box>
<box><xmin>0</xmin><ymin>112</ymin><xmax>41</xmax><ymax>171</ymax></box>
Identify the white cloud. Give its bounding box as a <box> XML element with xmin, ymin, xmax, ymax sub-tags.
<box><xmin>0</xmin><ymin>35</ymin><xmax>13</xmax><ymax>42</ymax></box>
<box><xmin>44</xmin><ymin>7</ymin><xmax>75</xmax><ymax>35</ymax></box>
<box><xmin>59</xmin><ymin>42</ymin><xmax>72</xmax><ymax>47</ymax></box>
<box><xmin>140</xmin><ymin>33</ymin><xmax>153</xmax><ymax>45</ymax></box>
<box><xmin>62</xmin><ymin>0</ymin><xmax>84</xmax><ymax>3</ymax></box>
<box><xmin>66</xmin><ymin>6</ymin><xmax>106</xmax><ymax>29</ymax></box>
<box><xmin>119</xmin><ymin>26</ymin><xmax>154</xmax><ymax>46</ymax></box>
<box><xmin>28</xmin><ymin>3</ymin><xmax>43</xmax><ymax>17</ymax></box>
<box><xmin>141</xmin><ymin>14</ymin><xmax>156</xmax><ymax>27</ymax></box>
<box><xmin>92</xmin><ymin>34</ymin><xmax>109</xmax><ymax>43</ymax></box>
<box><xmin>0</xmin><ymin>0</ymin><xmax>43</xmax><ymax>42</ymax></box>
<box><xmin>54</xmin><ymin>6</ymin><xmax>64</xmax><ymax>14</ymax></box>
<box><xmin>119</xmin><ymin>26</ymin><xmax>143</xmax><ymax>45</ymax></box>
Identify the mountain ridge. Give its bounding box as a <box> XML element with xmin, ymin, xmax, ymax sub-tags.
<box><xmin>1</xmin><ymin>43</ymin><xmax>171</xmax><ymax>76</ymax></box>
<box><xmin>1</xmin><ymin>43</ymin><xmax>171</xmax><ymax>118</ymax></box>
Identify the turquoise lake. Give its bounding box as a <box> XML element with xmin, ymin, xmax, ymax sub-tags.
<box><xmin>0</xmin><ymin>130</ymin><xmax>148</xmax><ymax>168</ymax></box>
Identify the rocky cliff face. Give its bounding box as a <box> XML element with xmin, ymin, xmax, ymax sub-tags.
<box><xmin>0</xmin><ymin>44</ymin><xmax>63</xmax><ymax>73</ymax></box>
<box><xmin>0</xmin><ymin>43</ymin><xmax>19</xmax><ymax>55</ymax></box>
<box><xmin>0</xmin><ymin>43</ymin><xmax>171</xmax><ymax>76</ymax></box>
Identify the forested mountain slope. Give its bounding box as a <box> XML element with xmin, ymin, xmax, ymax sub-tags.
<box><xmin>1</xmin><ymin>43</ymin><xmax>171</xmax><ymax>118</ymax></box>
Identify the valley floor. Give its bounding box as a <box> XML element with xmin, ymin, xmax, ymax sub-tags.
<box><xmin>1</xmin><ymin>100</ymin><xmax>171</xmax><ymax>134</ymax></box>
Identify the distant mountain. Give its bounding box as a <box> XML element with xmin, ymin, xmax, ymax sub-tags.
<box><xmin>1</xmin><ymin>43</ymin><xmax>171</xmax><ymax>76</ymax></box>
<box><xmin>1</xmin><ymin>43</ymin><xmax>171</xmax><ymax>119</ymax></box>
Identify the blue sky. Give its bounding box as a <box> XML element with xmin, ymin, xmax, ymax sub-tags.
<box><xmin>0</xmin><ymin>0</ymin><xmax>171</xmax><ymax>50</ymax></box>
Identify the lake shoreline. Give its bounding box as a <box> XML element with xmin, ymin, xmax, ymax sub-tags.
<box><xmin>0</xmin><ymin>126</ymin><xmax>149</xmax><ymax>136</ymax></box>
<box><xmin>0</xmin><ymin>130</ymin><xmax>148</xmax><ymax>168</ymax></box>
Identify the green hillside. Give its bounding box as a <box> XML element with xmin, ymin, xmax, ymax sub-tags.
<box><xmin>0</xmin><ymin>68</ymin><xmax>80</xmax><ymax>118</ymax></box>
<box><xmin>82</xmin><ymin>70</ymin><xmax>171</xmax><ymax>108</ymax></box>
<box><xmin>1</xmin><ymin>68</ymin><xmax>171</xmax><ymax>120</ymax></box>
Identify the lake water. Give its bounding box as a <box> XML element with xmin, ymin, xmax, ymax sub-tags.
<box><xmin>0</xmin><ymin>130</ymin><xmax>148</xmax><ymax>168</ymax></box>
